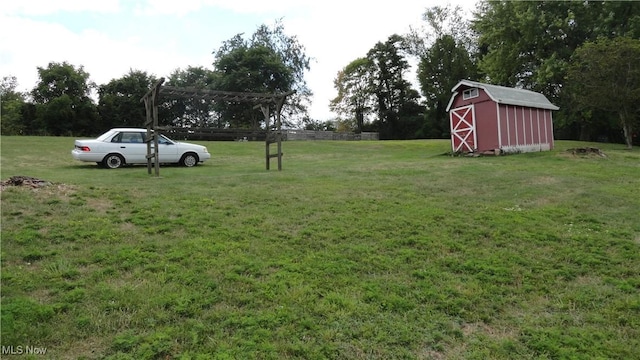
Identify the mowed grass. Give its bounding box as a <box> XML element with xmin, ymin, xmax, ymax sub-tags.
<box><xmin>1</xmin><ymin>136</ymin><xmax>639</xmax><ymax>359</ymax></box>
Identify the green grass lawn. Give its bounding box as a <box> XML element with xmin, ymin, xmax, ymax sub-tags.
<box><xmin>1</xmin><ymin>136</ymin><xmax>639</xmax><ymax>359</ymax></box>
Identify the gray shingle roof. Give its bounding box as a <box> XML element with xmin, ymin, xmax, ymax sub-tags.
<box><xmin>446</xmin><ymin>80</ymin><xmax>560</xmax><ymax>111</ymax></box>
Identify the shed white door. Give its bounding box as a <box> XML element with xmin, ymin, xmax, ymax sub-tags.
<box><xmin>450</xmin><ymin>105</ymin><xmax>476</xmax><ymax>153</ymax></box>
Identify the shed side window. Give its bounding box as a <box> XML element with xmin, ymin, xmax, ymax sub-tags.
<box><xmin>463</xmin><ymin>88</ymin><xmax>479</xmax><ymax>100</ymax></box>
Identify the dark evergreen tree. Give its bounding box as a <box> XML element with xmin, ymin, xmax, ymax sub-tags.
<box><xmin>366</xmin><ymin>35</ymin><xmax>422</xmax><ymax>139</ymax></box>
<box><xmin>418</xmin><ymin>35</ymin><xmax>477</xmax><ymax>138</ymax></box>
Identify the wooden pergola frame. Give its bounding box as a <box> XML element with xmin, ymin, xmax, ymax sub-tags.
<box><xmin>141</xmin><ymin>78</ymin><xmax>293</xmax><ymax>176</ymax></box>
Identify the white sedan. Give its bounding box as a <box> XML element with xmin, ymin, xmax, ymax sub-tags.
<box><xmin>71</xmin><ymin>128</ymin><xmax>211</xmax><ymax>169</ymax></box>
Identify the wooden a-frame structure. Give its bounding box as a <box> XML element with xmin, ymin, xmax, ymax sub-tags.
<box><xmin>141</xmin><ymin>78</ymin><xmax>294</xmax><ymax>176</ymax></box>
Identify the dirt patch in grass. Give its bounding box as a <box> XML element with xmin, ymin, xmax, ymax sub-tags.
<box><xmin>59</xmin><ymin>336</ymin><xmax>109</xmax><ymax>360</ymax></box>
<box><xmin>86</xmin><ymin>197</ymin><xmax>114</xmax><ymax>214</ymax></box>
<box><xmin>557</xmin><ymin>151</ymin><xmax>607</xmax><ymax>160</ymax></box>
<box><xmin>461</xmin><ymin>322</ymin><xmax>517</xmax><ymax>340</ymax></box>
<box><xmin>1</xmin><ymin>175</ymin><xmax>76</xmax><ymax>198</ymax></box>
<box><xmin>565</xmin><ymin>147</ymin><xmax>607</xmax><ymax>157</ymax></box>
<box><xmin>119</xmin><ymin>222</ymin><xmax>137</xmax><ymax>232</ymax></box>
<box><xmin>1</xmin><ymin>175</ymin><xmax>52</xmax><ymax>190</ymax></box>
<box><xmin>527</xmin><ymin>176</ymin><xmax>558</xmax><ymax>185</ymax></box>
<box><xmin>29</xmin><ymin>288</ymin><xmax>55</xmax><ymax>304</ymax></box>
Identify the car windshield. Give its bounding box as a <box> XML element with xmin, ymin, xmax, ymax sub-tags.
<box><xmin>158</xmin><ymin>135</ymin><xmax>175</xmax><ymax>145</ymax></box>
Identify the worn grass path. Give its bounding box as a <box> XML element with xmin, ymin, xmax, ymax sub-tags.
<box><xmin>1</xmin><ymin>136</ymin><xmax>639</xmax><ymax>359</ymax></box>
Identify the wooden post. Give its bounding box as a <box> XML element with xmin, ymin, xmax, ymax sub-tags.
<box><xmin>141</xmin><ymin>78</ymin><xmax>164</xmax><ymax>177</ymax></box>
<box><xmin>275</xmin><ymin>97</ymin><xmax>285</xmax><ymax>171</ymax></box>
<box><xmin>144</xmin><ymin>97</ymin><xmax>153</xmax><ymax>175</ymax></box>
<box><xmin>259</xmin><ymin>104</ymin><xmax>271</xmax><ymax>170</ymax></box>
<box><xmin>152</xmin><ymin>89</ymin><xmax>160</xmax><ymax>177</ymax></box>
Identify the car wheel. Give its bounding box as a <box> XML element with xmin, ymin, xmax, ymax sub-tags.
<box><xmin>180</xmin><ymin>153</ymin><xmax>198</xmax><ymax>167</ymax></box>
<box><xmin>103</xmin><ymin>154</ymin><xmax>125</xmax><ymax>169</ymax></box>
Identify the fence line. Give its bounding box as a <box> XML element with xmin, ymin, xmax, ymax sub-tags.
<box><xmin>160</xmin><ymin>127</ymin><xmax>379</xmax><ymax>141</ymax></box>
<box><xmin>284</xmin><ymin>130</ymin><xmax>379</xmax><ymax>141</ymax></box>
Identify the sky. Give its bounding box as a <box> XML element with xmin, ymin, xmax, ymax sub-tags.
<box><xmin>0</xmin><ymin>0</ymin><xmax>472</xmax><ymax>121</ymax></box>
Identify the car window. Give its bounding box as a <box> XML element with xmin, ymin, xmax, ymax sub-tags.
<box><xmin>110</xmin><ymin>132</ymin><xmax>144</xmax><ymax>143</ymax></box>
<box><xmin>98</xmin><ymin>130</ymin><xmax>117</xmax><ymax>141</ymax></box>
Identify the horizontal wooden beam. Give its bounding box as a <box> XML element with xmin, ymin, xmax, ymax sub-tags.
<box><xmin>160</xmin><ymin>86</ymin><xmax>294</xmax><ymax>104</ymax></box>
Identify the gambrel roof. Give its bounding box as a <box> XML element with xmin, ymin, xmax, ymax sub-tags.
<box><xmin>446</xmin><ymin>80</ymin><xmax>560</xmax><ymax>111</ymax></box>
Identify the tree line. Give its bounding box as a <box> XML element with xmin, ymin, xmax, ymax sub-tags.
<box><xmin>331</xmin><ymin>1</ymin><xmax>640</xmax><ymax>146</ymax></box>
<box><xmin>1</xmin><ymin>20</ymin><xmax>312</xmax><ymax>137</ymax></box>
<box><xmin>1</xmin><ymin>2</ymin><xmax>639</xmax><ymax>147</ymax></box>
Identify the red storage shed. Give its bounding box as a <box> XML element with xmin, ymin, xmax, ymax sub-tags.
<box><xmin>446</xmin><ymin>80</ymin><xmax>559</xmax><ymax>154</ymax></box>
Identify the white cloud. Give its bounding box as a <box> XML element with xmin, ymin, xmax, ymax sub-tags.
<box><xmin>0</xmin><ymin>0</ymin><xmax>120</xmax><ymax>16</ymax></box>
<box><xmin>1</xmin><ymin>1</ymin><xmax>473</xmax><ymax>121</ymax></box>
<box><xmin>0</xmin><ymin>16</ymin><xmax>68</xmax><ymax>90</ymax></box>
<box><xmin>0</xmin><ymin>15</ymin><xmax>207</xmax><ymax>95</ymax></box>
<box><xmin>283</xmin><ymin>2</ymin><xmax>429</xmax><ymax>119</ymax></box>
<box><xmin>133</xmin><ymin>0</ymin><xmax>304</xmax><ymax>17</ymax></box>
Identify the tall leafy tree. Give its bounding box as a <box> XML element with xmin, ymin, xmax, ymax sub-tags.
<box><xmin>303</xmin><ymin>119</ymin><xmax>337</xmax><ymax>131</ymax></box>
<box><xmin>163</xmin><ymin>66</ymin><xmax>217</xmax><ymax>128</ymax></box>
<box><xmin>567</xmin><ymin>37</ymin><xmax>640</xmax><ymax>149</ymax></box>
<box><xmin>250</xmin><ymin>20</ymin><xmax>313</xmax><ymax>111</ymax></box>
<box><xmin>212</xmin><ymin>20</ymin><xmax>312</xmax><ymax>128</ymax></box>
<box><xmin>31</xmin><ymin>61</ymin><xmax>98</xmax><ymax>135</ymax></box>
<box><xmin>98</xmin><ymin>69</ymin><xmax>158</xmax><ymax>131</ymax></box>
<box><xmin>213</xmin><ymin>44</ymin><xmax>293</xmax><ymax>129</ymax></box>
<box><xmin>0</xmin><ymin>76</ymin><xmax>27</xmax><ymax>135</ymax></box>
<box><xmin>472</xmin><ymin>1</ymin><xmax>640</xmax><ymax>141</ymax></box>
<box><xmin>330</xmin><ymin>58</ymin><xmax>374</xmax><ymax>133</ymax></box>
<box><xmin>418</xmin><ymin>35</ymin><xmax>477</xmax><ymax>138</ymax></box>
<box><xmin>409</xmin><ymin>5</ymin><xmax>478</xmax><ymax>138</ymax></box>
<box><xmin>367</xmin><ymin>34</ymin><xmax>422</xmax><ymax>139</ymax></box>
<box><xmin>407</xmin><ymin>4</ymin><xmax>476</xmax><ymax>58</ymax></box>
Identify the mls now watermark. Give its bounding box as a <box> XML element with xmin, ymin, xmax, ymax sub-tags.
<box><xmin>2</xmin><ymin>345</ymin><xmax>48</xmax><ymax>355</ymax></box>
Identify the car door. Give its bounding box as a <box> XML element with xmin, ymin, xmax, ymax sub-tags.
<box><xmin>156</xmin><ymin>134</ymin><xmax>179</xmax><ymax>163</ymax></box>
<box><xmin>111</xmin><ymin>131</ymin><xmax>147</xmax><ymax>164</ymax></box>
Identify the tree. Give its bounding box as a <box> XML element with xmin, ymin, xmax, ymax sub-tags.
<box><xmin>213</xmin><ymin>44</ymin><xmax>293</xmax><ymax>129</ymax></box>
<box><xmin>303</xmin><ymin>119</ymin><xmax>336</xmax><ymax>132</ymax></box>
<box><xmin>472</xmin><ymin>1</ymin><xmax>640</xmax><ymax>141</ymax></box>
<box><xmin>367</xmin><ymin>34</ymin><xmax>422</xmax><ymax>139</ymax></box>
<box><xmin>567</xmin><ymin>37</ymin><xmax>640</xmax><ymax>149</ymax></box>
<box><xmin>31</xmin><ymin>62</ymin><xmax>98</xmax><ymax>135</ymax></box>
<box><xmin>330</xmin><ymin>58</ymin><xmax>374</xmax><ymax>133</ymax></box>
<box><xmin>418</xmin><ymin>35</ymin><xmax>477</xmax><ymax>138</ymax></box>
<box><xmin>98</xmin><ymin>70</ymin><xmax>158</xmax><ymax>132</ymax></box>
<box><xmin>212</xmin><ymin>20</ymin><xmax>312</xmax><ymax>128</ymax></box>
<box><xmin>162</xmin><ymin>66</ymin><xmax>217</xmax><ymax>128</ymax></box>
<box><xmin>406</xmin><ymin>5</ymin><xmax>478</xmax><ymax>139</ymax></box>
<box><xmin>250</xmin><ymin>20</ymin><xmax>313</xmax><ymax>119</ymax></box>
<box><xmin>0</xmin><ymin>76</ymin><xmax>26</xmax><ymax>135</ymax></box>
<box><xmin>473</xmin><ymin>1</ymin><xmax>587</xmax><ymax>92</ymax></box>
<box><xmin>407</xmin><ymin>4</ymin><xmax>476</xmax><ymax>58</ymax></box>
